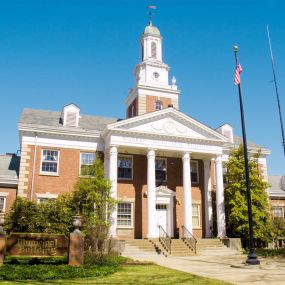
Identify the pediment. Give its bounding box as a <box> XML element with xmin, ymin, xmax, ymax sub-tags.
<box><xmin>156</xmin><ymin>186</ymin><xmax>175</xmax><ymax>196</ymax></box>
<box><xmin>106</xmin><ymin>108</ymin><xmax>227</xmax><ymax>142</ymax></box>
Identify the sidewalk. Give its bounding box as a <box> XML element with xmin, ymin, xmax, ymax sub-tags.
<box><xmin>122</xmin><ymin>251</ymin><xmax>285</xmax><ymax>285</ymax></box>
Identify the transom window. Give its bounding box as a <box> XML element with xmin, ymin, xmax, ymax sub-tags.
<box><xmin>192</xmin><ymin>204</ymin><xmax>200</xmax><ymax>228</ymax></box>
<box><xmin>156</xmin><ymin>158</ymin><xmax>167</xmax><ymax>182</ymax></box>
<box><xmin>272</xmin><ymin>206</ymin><xmax>284</xmax><ymax>218</ymax></box>
<box><xmin>80</xmin><ymin>153</ymin><xmax>96</xmax><ymax>176</ymax></box>
<box><xmin>117</xmin><ymin>203</ymin><xmax>132</xmax><ymax>226</ymax></box>
<box><xmin>0</xmin><ymin>197</ymin><xmax>6</xmax><ymax>212</ymax></box>
<box><xmin>118</xmin><ymin>155</ymin><xmax>132</xmax><ymax>180</ymax></box>
<box><xmin>151</xmin><ymin>41</ymin><xmax>157</xmax><ymax>58</ymax></box>
<box><xmin>37</xmin><ymin>197</ymin><xmax>56</xmax><ymax>204</ymax></box>
<box><xmin>41</xmin><ymin>150</ymin><xmax>59</xmax><ymax>174</ymax></box>
<box><xmin>190</xmin><ymin>160</ymin><xmax>199</xmax><ymax>184</ymax></box>
<box><xmin>155</xmin><ymin>100</ymin><xmax>163</xmax><ymax>111</ymax></box>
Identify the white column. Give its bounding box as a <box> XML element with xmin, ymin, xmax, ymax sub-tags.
<box><xmin>182</xmin><ymin>152</ymin><xmax>192</xmax><ymax>234</ymax></box>
<box><xmin>203</xmin><ymin>159</ymin><xmax>213</xmax><ymax>237</ymax></box>
<box><xmin>147</xmin><ymin>149</ymin><xmax>157</xmax><ymax>238</ymax></box>
<box><xmin>215</xmin><ymin>155</ymin><xmax>226</xmax><ymax>238</ymax></box>
<box><xmin>109</xmin><ymin>146</ymin><xmax>118</xmax><ymax>237</ymax></box>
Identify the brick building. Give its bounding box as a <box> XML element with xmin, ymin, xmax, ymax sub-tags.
<box><xmin>1</xmin><ymin>21</ymin><xmax>270</xmax><ymax>239</ymax></box>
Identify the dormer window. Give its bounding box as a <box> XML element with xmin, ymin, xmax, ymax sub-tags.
<box><xmin>151</xmin><ymin>42</ymin><xmax>157</xmax><ymax>59</ymax></box>
<box><xmin>155</xmin><ymin>100</ymin><xmax>163</xmax><ymax>111</ymax></box>
<box><xmin>61</xmin><ymin>104</ymin><xmax>80</xmax><ymax>127</ymax></box>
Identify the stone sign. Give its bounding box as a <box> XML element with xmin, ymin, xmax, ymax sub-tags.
<box><xmin>6</xmin><ymin>233</ymin><xmax>68</xmax><ymax>257</ymax></box>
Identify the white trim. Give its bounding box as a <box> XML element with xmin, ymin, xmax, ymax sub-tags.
<box><xmin>36</xmin><ymin>192</ymin><xmax>59</xmax><ymax>199</ymax></box>
<box><xmin>0</xmin><ymin>196</ymin><xmax>7</xmax><ymax>213</ymax></box>
<box><xmin>192</xmin><ymin>203</ymin><xmax>201</xmax><ymax>229</ymax></box>
<box><xmin>155</xmin><ymin>157</ymin><xmax>167</xmax><ymax>182</ymax></box>
<box><xmin>40</xmin><ymin>149</ymin><xmax>60</xmax><ymax>176</ymax></box>
<box><xmin>117</xmin><ymin>154</ymin><xmax>133</xmax><ymax>181</ymax></box>
<box><xmin>190</xmin><ymin>160</ymin><xmax>199</xmax><ymax>184</ymax></box>
<box><xmin>117</xmin><ymin>201</ymin><xmax>133</xmax><ymax>228</ymax></box>
<box><xmin>272</xmin><ymin>206</ymin><xmax>284</xmax><ymax>218</ymax></box>
<box><xmin>79</xmin><ymin>152</ymin><xmax>96</xmax><ymax>176</ymax></box>
<box><xmin>21</xmin><ymin>135</ymin><xmax>102</xmax><ymax>151</ymax></box>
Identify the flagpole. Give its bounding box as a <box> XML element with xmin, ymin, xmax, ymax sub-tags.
<box><xmin>266</xmin><ymin>25</ymin><xmax>285</xmax><ymax>158</ymax></box>
<box><xmin>233</xmin><ymin>46</ymin><xmax>260</xmax><ymax>265</ymax></box>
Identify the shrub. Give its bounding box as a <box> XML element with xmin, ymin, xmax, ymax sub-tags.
<box><xmin>0</xmin><ymin>263</ymin><xmax>119</xmax><ymax>281</ymax></box>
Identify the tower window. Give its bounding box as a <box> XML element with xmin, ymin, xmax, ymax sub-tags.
<box><xmin>151</xmin><ymin>42</ymin><xmax>157</xmax><ymax>59</ymax></box>
<box><xmin>155</xmin><ymin>100</ymin><xmax>163</xmax><ymax>111</ymax></box>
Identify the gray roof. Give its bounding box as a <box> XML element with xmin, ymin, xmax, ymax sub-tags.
<box><xmin>19</xmin><ymin>108</ymin><xmax>118</xmax><ymax>132</ymax></box>
<box><xmin>268</xmin><ymin>175</ymin><xmax>285</xmax><ymax>198</ymax></box>
<box><xmin>0</xmin><ymin>154</ymin><xmax>20</xmax><ymax>185</ymax></box>
<box><xmin>233</xmin><ymin>136</ymin><xmax>264</xmax><ymax>149</ymax></box>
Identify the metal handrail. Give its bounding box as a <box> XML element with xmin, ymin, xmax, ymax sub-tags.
<box><xmin>182</xmin><ymin>225</ymin><xmax>197</xmax><ymax>253</ymax></box>
<box><xmin>159</xmin><ymin>225</ymin><xmax>171</xmax><ymax>254</ymax></box>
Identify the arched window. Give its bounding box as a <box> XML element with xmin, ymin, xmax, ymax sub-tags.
<box><xmin>155</xmin><ymin>100</ymin><xmax>163</xmax><ymax>111</ymax></box>
<box><xmin>151</xmin><ymin>42</ymin><xmax>157</xmax><ymax>59</ymax></box>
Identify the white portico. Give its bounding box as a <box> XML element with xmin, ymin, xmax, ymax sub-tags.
<box><xmin>102</xmin><ymin>107</ymin><xmax>228</xmax><ymax>238</ymax></box>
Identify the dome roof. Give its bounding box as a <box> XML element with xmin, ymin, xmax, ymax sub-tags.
<box><xmin>144</xmin><ymin>24</ymin><xmax>161</xmax><ymax>36</ymax></box>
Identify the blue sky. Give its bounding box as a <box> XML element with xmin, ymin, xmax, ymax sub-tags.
<box><xmin>0</xmin><ymin>0</ymin><xmax>284</xmax><ymax>174</ymax></box>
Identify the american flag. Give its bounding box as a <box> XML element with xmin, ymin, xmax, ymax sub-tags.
<box><xmin>234</xmin><ymin>63</ymin><xmax>243</xmax><ymax>85</ymax></box>
<box><xmin>148</xmin><ymin>5</ymin><xmax>157</xmax><ymax>9</ymax></box>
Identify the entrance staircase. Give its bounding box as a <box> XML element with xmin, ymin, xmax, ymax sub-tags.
<box><xmin>122</xmin><ymin>238</ymin><xmax>239</xmax><ymax>258</ymax></box>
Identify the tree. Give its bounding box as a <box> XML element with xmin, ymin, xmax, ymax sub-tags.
<box><xmin>224</xmin><ymin>145</ymin><xmax>273</xmax><ymax>245</ymax></box>
<box><xmin>72</xmin><ymin>158</ymin><xmax>116</xmax><ymax>252</ymax></box>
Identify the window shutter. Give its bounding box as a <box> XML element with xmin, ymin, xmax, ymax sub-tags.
<box><xmin>66</xmin><ymin>111</ymin><xmax>77</xmax><ymax>127</ymax></box>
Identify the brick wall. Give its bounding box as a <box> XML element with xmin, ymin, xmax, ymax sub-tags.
<box><xmin>0</xmin><ymin>187</ymin><xmax>17</xmax><ymax>213</ymax></box>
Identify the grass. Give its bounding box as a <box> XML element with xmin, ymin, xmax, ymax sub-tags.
<box><xmin>243</xmin><ymin>248</ymin><xmax>285</xmax><ymax>257</ymax></box>
<box><xmin>0</xmin><ymin>264</ymin><xmax>231</xmax><ymax>285</ymax></box>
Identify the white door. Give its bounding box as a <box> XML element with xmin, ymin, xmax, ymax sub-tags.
<box><xmin>156</xmin><ymin>204</ymin><xmax>168</xmax><ymax>236</ymax></box>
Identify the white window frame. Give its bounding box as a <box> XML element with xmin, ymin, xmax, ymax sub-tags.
<box><xmin>79</xmin><ymin>152</ymin><xmax>96</xmax><ymax>176</ymax></box>
<box><xmin>272</xmin><ymin>206</ymin><xmax>284</xmax><ymax>218</ymax></box>
<box><xmin>40</xmin><ymin>149</ymin><xmax>60</xmax><ymax>175</ymax></box>
<box><xmin>36</xmin><ymin>192</ymin><xmax>58</xmax><ymax>204</ymax></box>
<box><xmin>117</xmin><ymin>202</ymin><xmax>133</xmax><ymax>228</ymax></box>
<box><xmin>155</xmin><ymin>100</ymin><xmax>163</xmax><ymax>111</ymax></box>
<box><xmin>117</xmin><ymin>155</ymin><xmax>133</xmax><ymax>180</ymax></box>
<box><xmin>190</xmin><ymin>160</ymin><xmax>199</xmax><ymax>184</ymax></box>
<box><xmin>192</xmin><ymin>204</ymin><xmax>201</xmax><ymax>228</ymax></box>
<box><xmin>155</xmin><ymin>157</ymin><xmax>167</xmax><ymax>182</ymax></box>
<box><xmin>0</xmin><ymin>193</ymin><xmax>8</xmax><ymax>213</ymax></box>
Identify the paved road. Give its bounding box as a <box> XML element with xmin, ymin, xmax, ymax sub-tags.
<box><xmin>122</xmin><ymin>252</ymin><xmax>285</xmax><ymax>285</ymax></box>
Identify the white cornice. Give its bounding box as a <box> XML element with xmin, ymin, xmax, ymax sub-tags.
<box><xmin>18</xmin><ymin>123</ymin><xmax>101</xmax><ymax>139</ymax></box>
<box><xmin>104</xmin><ymin>108</ymin><xmax>227</xmax><ymax>143</ymax></box>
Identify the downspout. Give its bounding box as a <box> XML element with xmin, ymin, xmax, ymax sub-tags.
<box><xmin>30</xmin><ymin>133</ymin><xmax>38</xmax><ymax>201</ymax></box>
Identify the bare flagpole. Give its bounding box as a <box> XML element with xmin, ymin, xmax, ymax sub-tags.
<box><xmin>266</xmin><ymin>25</ymin><xmax>285</xmax><ymax>158</ymax></box>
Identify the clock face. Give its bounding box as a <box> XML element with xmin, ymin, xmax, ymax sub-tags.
<box><xmin>153</xmin><ymin>72</ymin><xmax>160</xmax><ymax>79</ymax></box>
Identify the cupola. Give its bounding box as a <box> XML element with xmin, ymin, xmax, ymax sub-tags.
<box><xmin>61</xmin><ymin>103</ymin><xmax>80</xmax><ymax>127</ymax></box>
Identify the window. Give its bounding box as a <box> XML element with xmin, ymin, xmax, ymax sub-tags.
<box><xmin>118</xmin><ymin>156</ymin><xmax>132</xmax><ymax>180</ymax></box>
<box><xmin>80</xmin><ymin>153</ymin><xmax>96</xmax><ymax>176</ymax></box>
<box><xmin>155</xmin><ymin>100</ymin><xmax>163</xmax><ymax>111</ymax></box>
<box><xmin>272</xmin><ymin>206</ymin><xmax>284</xmax><ymax>218</ymax></box>
<box><xmin>117</xmin><ymin>203</ymin><xmax>132</xmax><ymax>226</ymax></box>
<box><xmin>41</xmin><ymin>150</ymin><xmax>59</xmax><ymax>174</ymax></box>
<box><xmin>192</xmin><ymin>204</ymin><xmax>200</xmax><ymax>228</ymax></box>
<box><xmin>151</xmin><ymin>42</ymin><xmax>157</xmax><ymax>58</ymax></box>
<box><xmin>37</xmin><ymin>197</ymin><xmax>56</xmax><ymax>204</ymax></box>
<box><xmin>0</xmin><ymin>197</ymin><xmax>6</xmax><ymax>212</ymax></box>
<box><xmin>156</xmin><ymin>158</ymin><xmax>167</xmax><ymax>182</ymax></box>
<box><xmin>190</xmin><ymin>160</ymin><xmax>199</xmax><ymax>184</ymax></box>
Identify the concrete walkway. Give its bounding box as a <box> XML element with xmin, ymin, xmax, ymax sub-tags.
<box><xmin>122</xmin><ymin>251</ymin><xmax>285</xmax><ymax>285</ymax></box>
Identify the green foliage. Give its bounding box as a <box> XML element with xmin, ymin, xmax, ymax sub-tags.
<box><xmin>0</xmin><ymin>264</ymin><xmax>118</xmax><ymax>281</ymax></box>
<box><xmin>224</xmin><ymin>145</ymin><xmax>273</xmax><ymax>244</ymax></box>
<box><xmin>72</xmin><ymin>158</ymin><xmax>116</xmax><ymax>252</ymax></box>
<box><xmin>5</xmin><ymin>195</ymin><xmax>75</xmax><ymax>235</ymax></box>
<box><xmin>272</xmin><ymin>217</ymin><xmax>285</xmax><ymax>237</ymax></box>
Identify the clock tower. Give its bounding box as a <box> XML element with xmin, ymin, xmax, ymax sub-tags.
<box><xmin>126</xmin><ymin>21</ymin><xmax>180</xmax><ymax>118</ymax></box>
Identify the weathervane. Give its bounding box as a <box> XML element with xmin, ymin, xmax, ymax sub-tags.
<box><xmin>147</xmin><ymin>5</ymin><xmax>157</xmax><ymax>25</ymax></box>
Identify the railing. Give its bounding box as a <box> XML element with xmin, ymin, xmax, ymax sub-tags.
<box><xmin>159</xmin><ymin>225</ymin><xmax>171</xmax><ymax>254</ymax></box>
<box><xmin>182</xmin><ymin>225</ymin><xmax>197</xmax><ymax>253</ymax></box>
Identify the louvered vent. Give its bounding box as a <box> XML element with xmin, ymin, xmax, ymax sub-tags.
<box><xmin>66</xmin><ymin>111</ymin><xmax>77</xmax><ymax>127</ymax></box>
<box><xmin>281</xmin><ymin>176</ymin><xmax>285</xmax><ymax>191</ymax></box>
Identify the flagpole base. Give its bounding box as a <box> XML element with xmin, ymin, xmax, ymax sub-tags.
<box><xmin>246</xmin><ymin>252</ymin><xmax>260</xmax><ymax>265</ymax></box>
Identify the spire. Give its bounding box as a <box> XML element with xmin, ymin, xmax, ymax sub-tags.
<box><xmin>147</xmin><ymin>5</ymin><xmax>156</xmax><ymax>26</ymax></box>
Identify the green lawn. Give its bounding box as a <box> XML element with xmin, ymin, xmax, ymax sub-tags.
<box><xmin>0</xmin><ymin>264</ymin><xmax>231</xmax><ymax>285</ymax></box>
